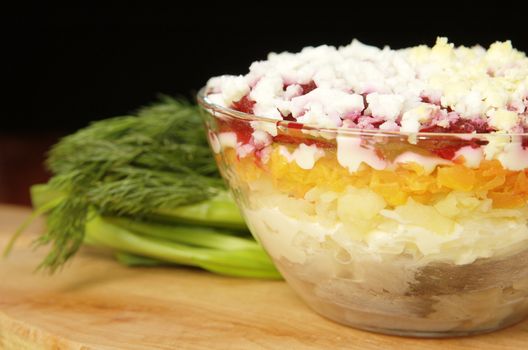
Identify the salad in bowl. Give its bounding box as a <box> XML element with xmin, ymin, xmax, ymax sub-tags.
<box><xmin>198</xmin><ymin>38</ymin><xmax>528</xmax><ymax>337</ymax></box>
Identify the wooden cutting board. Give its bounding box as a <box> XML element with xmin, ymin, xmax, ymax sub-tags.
<box><xmin>1</xmin><ymin>204</ymin><xmax>527</xmax><ymax>350</ymax></box>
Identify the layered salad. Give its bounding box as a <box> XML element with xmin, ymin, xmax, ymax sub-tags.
<box><xmin>201</xmin><ymin>38</ymin><xmax>528</xmax><ymax>336</ymax></box>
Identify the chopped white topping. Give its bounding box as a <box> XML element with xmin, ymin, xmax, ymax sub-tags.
<box><xmin>284</xmin><ymin>84</ymin><xmax>303</xmax><ymax>100</ymax></box>
<box><xmin>366</xmin><ymin>93</ymin><xmax>405</xmax><ymax>120</ymax></box>
<box><xmin>207</xmin><ymin>75</ymin><xmax>249</xmax><ymax>106</ymax></box>
<box><xmin>290</xmin><ymin>88</ymin><xmax>364</xmax><ymax>128</ymax></box>
<box><xmin>249</xmin><ymin>74</ymin><xmax>283</xmax><ymax>104</ymax></box>
<box><xmin>378</xmin><ymin>120</ymin><xmax>400</xmax><ymax>131</ymax></box>
<box><xmin>453</xmin><ymin>90</ymin><xmax>484</xmax><ymax>117</ymax></box>
<box><xmin>510</xmin><ymin>80</ymin><xmax>527</xmax><ymax>113</ymax></box>
<box><xmin>252</xmin><ymin>105</ymin><xmax>282</xmax><ymax>119</ymax></box>
<box><xmin>206</xmin><ymin>93</ymin><xmax>226</xmax><ymax>107</ymax></box>
<box><xmin>207</xmin><ymin>37</ymin><xmax>528</xmax><ymax>133</ymax></box>
<box><xmin>487</xmin><ymin>109</ymin><xmax>519</xmax><ymax>131</ymax></box>
<box><xmin>497</xmin><ymin>139</ymin><xmax>528</xmax><ymax>171</ymax></box>
<box><xmin>400</xmin><ymin>103</ymin><xmax>439</xmax><ymax>133</ymax></box>
<box><xmin>222</xmin><ymin>76</ymin><xmax>250</xmax><ymax>105</ymax></box>
<box><xmin>250</xmin><ymin>74</ymin><xmax>283</xmax><ymax>119</ymax></box>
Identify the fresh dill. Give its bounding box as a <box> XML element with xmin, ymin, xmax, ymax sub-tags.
<box><xmin>5</xmin><ymin>96</ymin><xmax>280</xmax><ymax>279</ymax></box>
<box><xmin>35</xmin><ymin>97</ymin><xmax>225</xmax><ymax>272</ymax></box>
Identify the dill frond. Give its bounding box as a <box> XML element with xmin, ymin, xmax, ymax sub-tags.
<box><xmin>37</xmin><ymin>97</ymin><xmax>224</xmax><ymax>271</ymax></box>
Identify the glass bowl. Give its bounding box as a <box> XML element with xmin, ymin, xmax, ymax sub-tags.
<box><xmin>197</xmin><ymin>89</ymin><xmax>528</xmax><ymax>337</ymax></box>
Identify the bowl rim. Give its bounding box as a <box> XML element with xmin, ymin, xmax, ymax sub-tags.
<box><xmin>196</xmin><ymin>87</ymin><xmax>528</xmax><ymax>139</ymax></box>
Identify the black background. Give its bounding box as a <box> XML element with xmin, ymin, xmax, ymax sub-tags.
<box><xmin>5</xmin><ymin>3</ymin><xmax>528</xmax><ymax>132</ymax></box>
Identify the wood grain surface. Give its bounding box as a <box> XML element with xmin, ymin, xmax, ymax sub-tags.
<box><xmin>0</xmin><ymin>204</ymin><xmax>527</xmax><ymax>349</ymax></box>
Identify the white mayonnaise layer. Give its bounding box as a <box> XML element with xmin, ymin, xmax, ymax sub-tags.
<box><xmin>243</xmin><ymin>186</ymin><xmax>528</xmax><ymax>266</ymax></box>
<box><xmin>393</xmin><ymin>152</ymin><xmax>451</xmax><ymax>174</ymax></box>
<box><xmin>216</xmin><ymin>130</ymin><xmax>528</xmax><ymax>171</ymax></box>
<box><xmin>278</xmin><ymin>144</ymin><xmax>325</xmax><ymax>170</ymax></box>
<box><xmin>336</xmin><ymin>136</ymin><xmax>386</xmax><ymax>172</ymax></box>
